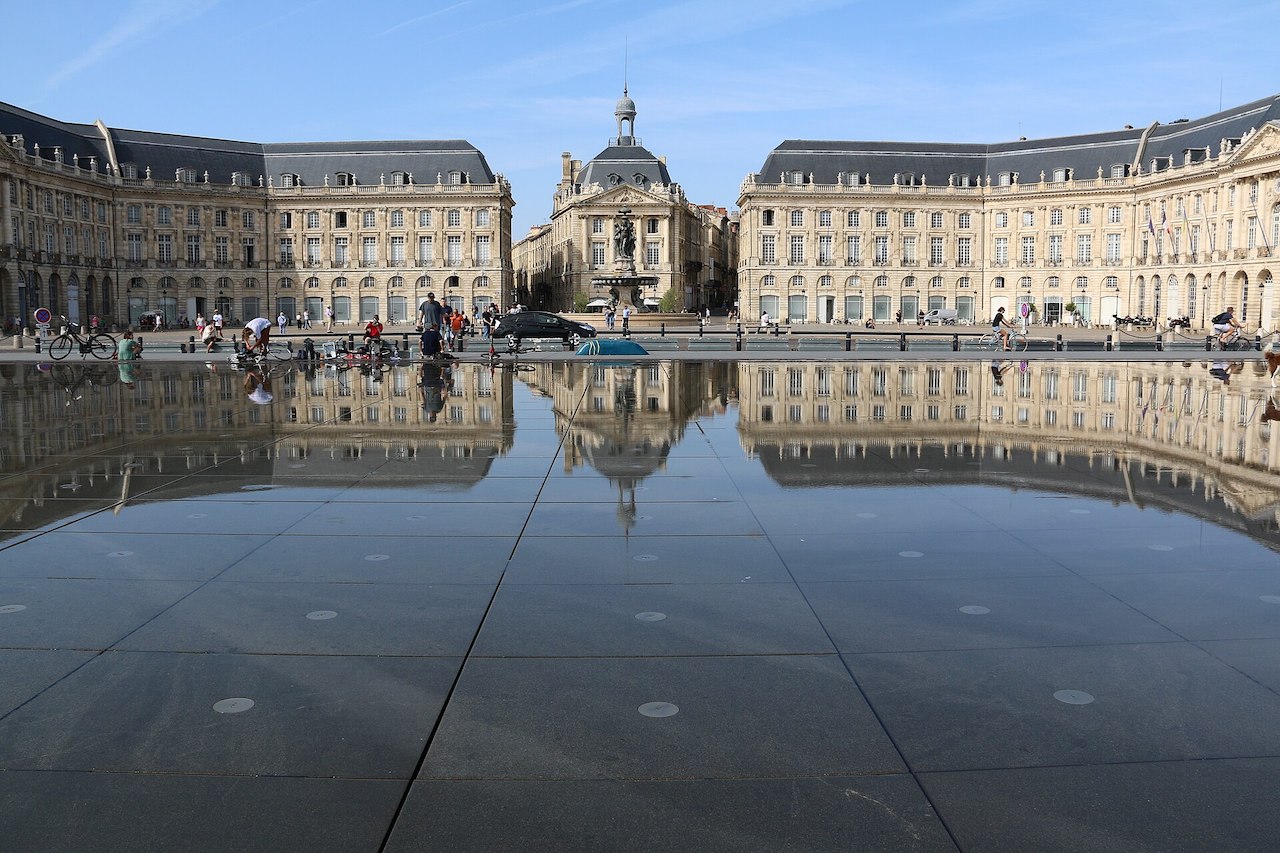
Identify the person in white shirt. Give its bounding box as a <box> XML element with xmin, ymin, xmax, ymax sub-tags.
<box><xmin>277</xmin><ymin>312</ymin><xmax>287</xmax><ymax>334</ymax></box>
<box><xmin>242</xmin><ymin>317</ymin><xmax>273</xmax><ymax>356</ymax></box>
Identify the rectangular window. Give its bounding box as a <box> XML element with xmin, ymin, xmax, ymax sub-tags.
<box><xmin>847</xmin><ymin>210</ymin><xmax>860</xmax><ymax>228</ymax></box>
<box><xmin>158</xmin><ymin>206</ymin><xmax>172</xmax><ymax>225</ymax></box>
<box><xmin>957</xmin><ymin>237</ymin><xmax>971</xmax><ymax>266</ymax></box>
<box><xmin>874</xmin><ymin>236</ymin><xmax>889</xmax><ymax>263</ymax></box>
<box><xmin>242</xmin><ymin>211</ymin><xmax>255</xmax><ymax>229</ymax></box>
<box><xmin>789</xmin><ymin>235</ymin><xmax>804</xmax><ymax>264</ymax></box>
<box><xmin>819</xmin><ymin>210</ymin><xmax>831</xmax><ymax>228</ymax></box>
<box><xmin>1022</xmin><ymin>211</ymin><xmax>1034</xmax><ymax>227</ymax></box>
<box><xmin>1078</xmin><ymin>207</ymin><xmax>1091</xmax><ymax>225</ymax></box>
<box><xmin>279</xmin><ymin>211</ymin><xmax>292</xmax><ymax>229</ymax></box>
<box><xmin>157</xmin><ymin>234</ymin><xmax>172</xmax><ymax>263</ymax></box>
<box><xmin>306</xmin><ymin>236</ymin><xmax>321</xmax><ymax>264</ymax></box>
<box><xmin>591</xmin><ymin>241</ymin><xmax>605</xmax><ymax>267</ymax></box>
<box><xmin>418</xmin><ymin>236</ymin><xmax>433</xmax><ymax>263</ymax></box>
<box><xmin>1108</xmin><ymin>206</ymin><xmax>1122</xmax><ymax>224</ymax></box>
<box><xmin>930</xmin><ymin>237</ymin><xmax>943</xmax><ymax>265</ymax></box>
<box><xmin>1048</xmin><ymin>234</ymin><xmax>1063</xmax><ymax>263</ymax></box>
<box><xmin>127</xmin><ymin>204</ymin><xmax>141</xmax><ymax>224</ymax></box>
<box><xmin>334</xmin><ymin>236</ymin><xmax>348</xmax><ymax>264</ymax></box>
<box><xmin>362</xmin><ymin>210</ymin><xmax>376</xmax><ymax>228</ymax></box>
<box><xmin>646</xmin><ymin>241</ymin><xmax>660</xmax><ymax>268</ymax></box>
<box><xmin>243</xmin><ymin>237</ymin><xmax>255</xmax><ymax>266</ymax></box>
<box><xmin>1106</xmin><ymin>233</ymin><xmax>1121</xmax><ymax>262</ymax></box>
<box><xmin>279</xmin><ymin>237</ymin><xmax>294</xmax><ymax>265</ymax></box>
<box><xmin>390</xmin><ymin>235</ymin><xmax>405</xmax><ymax>263</ymax></box>
<box><xmin>1021</xmin><ymin>236</ymin><xmax>1035</xmax><ymax>264</ymax></box>
<box><xmin>419</xmin><ymin>210</ymin><xmax>432</xmax><ymax>227</ymax></box>
<box><xmin>761</xmin><ymin>235</ymin><xmax>776</xmax><ymax>264</ymax></box>
<box><xmin>127</xmin><ymin>233</ymin><xmax>143</xmax><ymax>262</ymax></box>
<box><xmin>447</xmin><ymin>235</ymin><xmax>462</xmax><ymax>265</ymax></box>
<box><xmin>1076</xmin><ymin>234</ymin><xmax>1092</xmax><ymax>263</ymax></box>
<box><xmin>476</xmin><ymin>235</ymin><xmax>491</xmax><ymax>264</ymax></box>
<box><xmin>362</xmin><ymin>236</ymin><xmax>377</xmax><ymax>264</ymax></box>
<box><xmin>215</xmin><ymin>236</ymin><xmax>229</xmax><ymax>263</ymax></box>
<box><xmin>958</xmin><ymin>212</ymin><xmax>971</xmax><ymax>229</ymax></box>
<box><xmin>447</xmin><ymin>209</ymin><xmax>461</xmax><ymax>227</ymax></box>
<box><xmin>930</xmin><ymin>212</ymin><xmax>943</xmax><ymax>229</ymax></box>
<box><xmin>818</xmin><ymin>235</ymin><xmax>832</xmax><ymax>263</ymax></box>
<box><xmin>390</xmin><ymin>210</ymin><xmax>404</xmax><ymax>228</ymax></box>
<box><xmin>476</xmin><ymin>209</ymin><xmax>490</xmax><ymax>227</ymax></box>
<box><xmin>307</xmin><ymin>211</ymin><xmax>320</xmax><ymax>229</ymax></box>
<box><xmin>903</xmin><ymin>211</ymin><xmax>915</xmax><ymax>228</ymax></box>
<box><xmin>847</xmin><ymin>235</ymin><xmax>861</xmax><ymax>263</ymax></box>
<box><xmin>1247</xmin><ymin>217</ymin><xmax>1258</xmax><ymax>248</ymax></box>
<box><xmin>874</xmin><ymin>210</ymin><xmax>888</xmax><ymax>228</ymax></box>
<box><xmin>902</xmin><ymin>236</ymin><xmax>916</xmax><ymax>263</ymax></box>
<box><xmin>186</xmin><ymin>234</ymin><xmax>201</xmax><ymax>264</ymax></box>
<box><xmin>790</xmin><ymin>210</ymin><xmax>803</xmax><ymax>227</ymax></box>
<box><xmin>994</xmin><ymin>237</ymin><xmax>1008</xmax><ymax>265</ymax></box>
<box><xmin>334</xmin><ymin>211</ymin><xmax>348</xmax><ymax>228</ymax></box>
<box><xmin>592</xmin><ymin>217</ymin><xmax>603</xmax><ymax>234</ymax></box>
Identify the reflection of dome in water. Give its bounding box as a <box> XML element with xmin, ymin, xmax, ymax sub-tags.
<box><xmin>581</xmin><ymin>436</ymin><xmax>670</xmax><ymax>481</ymax></box>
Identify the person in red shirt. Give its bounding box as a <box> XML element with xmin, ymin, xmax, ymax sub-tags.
<box><xmin>449</xmin><ymin>310</ymin><xmax>465</xmax><ymax>351</ymax></box>
<box><xmin>363</xmin><ymin>315</ymin><xmax>384</xmax><ymax>347</ymax></box>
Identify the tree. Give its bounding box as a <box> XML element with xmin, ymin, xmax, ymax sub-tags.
<box><xmin>659</xmin><ymin>287</ymin><xmax>680</xmax><ymax>312</ymax></box>
<box><xmin>572</xmin><ymin>292</ymin><xmax>589</xmax><ymax>312</ymax></box>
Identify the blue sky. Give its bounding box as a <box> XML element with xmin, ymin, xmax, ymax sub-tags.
<box><xmin>4</xmin><ymin>0</ymin><xmax>1279</xmax><ymax>238</ymax></box>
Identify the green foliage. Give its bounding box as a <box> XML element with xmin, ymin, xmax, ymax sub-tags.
<box><xmin>659</xmin><ymin>287</ymin><xmax>681</xmax><ymax>312</ymax></box>
<box><xmin>572</xmin><ymin>292</ymin><xmax>590</xmax><ymax>312</ymax></box>
<box><xmin>1064</xmin><ymin>301</ymin><xmax>1077</xmax><ymax>313</ymax></box>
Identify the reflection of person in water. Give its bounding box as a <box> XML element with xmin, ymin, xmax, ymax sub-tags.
<box><xmin>990</xmin><ymin>359</ymin><xmax>1011</xmax><ymax>386</ymax></box>
<box><xmin>1209</xmin><ymin>361</ymin><xmax>1243</xmax><ymax>384</ymax></box>
<box><xmin>1263</xmin><ymin>396</ymin><xmax>1280</xmax><ymax>424</ymax></box>
<box><xmin>419</xmin><ymin>361</ymin><xmax>452</xmax><ymax>422</ymax></box>
<box><xmin>243</xmin><ymin>367</ymin><xmax>273</xmax><ymax>404</ymax></box>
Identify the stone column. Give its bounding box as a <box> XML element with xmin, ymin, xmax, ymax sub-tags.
<box><xmin>1</xmin><ymin>176</ymin><xmax>12</xmax><ymax>246</ymax></box>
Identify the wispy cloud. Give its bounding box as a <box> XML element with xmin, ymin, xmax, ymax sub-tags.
<box><xmin>378</xmin><ymin>0</ymin><xmax>471</xmax><ymax>37</ymax></box>
<box><xmin>42</xmin><ymin>0</ymin><xmax>220</xmax><ymax>94</ymax></box>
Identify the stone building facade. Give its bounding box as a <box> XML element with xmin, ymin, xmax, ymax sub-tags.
<box><xmin>738</xmin><ymin>94</ymin><xmax>1280</xmax><ymax>331</ymax></box>
<box><xmin>513</xmin><ymin>91</ymin><xmax>736</xmax><ymax>313</ymax></box>
<box><xmin>0</xmin><ymin>101</ymin><xmax>513</xmax><ymax>330</ymax></box>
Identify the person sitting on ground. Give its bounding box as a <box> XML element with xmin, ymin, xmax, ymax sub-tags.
<box><xmin>363</xmin><ymin>315</ymin><xmax>384</xmax><ymax>347</ymax></box>
<box><xmin>242</xmin><ymin>316</ymin><xmax>272</xmax><ymax>357</ymax></box>
<box><xmin>202</xmin><ymin>320</ymin><xmax>220</xmax><ymax>353</ymax></box>
<box><xmin>1212</xmin><ymin>306</ymin><xmax>1243</xmax><ymax>348</ymax></box>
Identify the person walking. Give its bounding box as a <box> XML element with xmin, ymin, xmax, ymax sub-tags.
<box><xmin>303</xmin><ymin>309</ymin><xmax>312</xmax><ymax>330</ymax></box>
<box><xmin>621</xmin><ymin>304</ymin><xmax>632</xmax><ymax>334</ymax></box>
<box><xmin>213</xmin><ymin>310</ymin><xmax>224</xmax><ymax>334</ymax></box>
<box><xmin>277</xmin><ymin>311</ymin><xmax>288</xmax><ymax>334</ymax></box>
<box><xmin>418</xmin><ymin>292</ymin><xmax>443</xmax><ymax>331</ymax></box>
<box><xmin>324</xmin><ymin>304</ymin><xmax>334</xmax><ymax>331</ymax></box>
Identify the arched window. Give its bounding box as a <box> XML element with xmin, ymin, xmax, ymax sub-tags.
<box><xmin>306</xmin><ymin>277</ymin><xmax>320</xmax><ymax>289</ymax></box>
<box><xmin>280</xmin><ymin>173</ymin><xmax>300</xmax><ymax>188</ymax></box>
<box><xmin>762</xmin><ymin>274</ymin><xmax>776</xmax><ymax>288</ymax></box>
<box><xmin>158</xmin><ymin>276</ymin><xmax>176</xmax><ymax>291</ymax></box>
<box><xmin>930</xmin><ymin>276</ymin><xmax>943</xmax><ymax>288</ymax></box>
<box><xmin>846</xmin><ymin>275</ymin><xmax>862</xmax><ymax>289</ymax></box>
<box><xmin>334</xmin><ymin>276</ymin><xmax>348</xmax><ymax>288</ymax></box>
<box><xmin>874</xmin><ymin>275</ymin><xmax>888</xmax><ymax>288</ymax></box>
<box><xmin>416</xmin><ymin>275</ymin><xmax>432</xmax><ymax>289</ymax></box>
<box><xmin>361</xmin><ymin>276</ymin><xmax>376</xmax><ymax>288</ymax></box>
<box><xmin>278</xmin><ymin>277</ymin><xmax>294</xmax><ymax>289</ymax></box>
<box><xmin>217</xmin><ymin>277</ymin><xmax>233</xmax><ymax>291</ymax></box>
<box><xmin>244</xmin><ymin>277</ymin><xmax>258</xmax><ymax>289</ymax></box>
<box><xmin>388</xmin><ymin>276</ymin><xmax>404</xmax><ymax>288</ymax></box>
<box><xmin>1047</xmin><ymin>276</ymin><xmax>1060</xmax><ymax>289</ymax></box>
<box><xmin>187</xmin><ymin>277</ymin><xmax>204</xmax><ymax>289</ymax></box>
<box><xmin>958</xmin><ymin>276</ymin><xmax>971</xmax><ymax>289</ymax></box>
<box><xmin>129</xmin><ymin>277</ymin><xmax>146</xmax><ymax>290</ymax></box>
<box><xmin>789</xmin><ymin>275</ymin><xmax>805</xmax><ymax>289</ymax></box>
<box><xmin>819</xmin><ymin>275</ymin><xmax>832</xmax><ymax>287</ymax></box>
<box><xmin>1019</xmin><ymin>276</ymin><xmax>1032</xmax><ymax>289</ymax></box>
<box><xmin>474</xmin><ymin>275</ymin><xmax>489</xmax><ymax>288</ymax></box>
<box><xmin>993</xmin><ymin>276</ymin><xmax>1005</xmax><ymax>289</ymax></box>
<box><xmin>903</xmin><ymin>276</ymin><xmax>916</xmax><ymax>288</ymax></box>
<box><xmin>335</xmin><ymin>172</ymin><xmax>355</xmax><ymax>187</ymax></box>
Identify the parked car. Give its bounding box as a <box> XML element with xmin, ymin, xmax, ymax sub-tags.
<box><xmin>494</xmin><ymin>311</ymin><xmax>596</xmax><ymax>349</ymax></box>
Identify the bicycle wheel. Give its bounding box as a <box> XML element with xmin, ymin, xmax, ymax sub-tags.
<box><xmin>48</xmin><ymin>334</ymin><xmax>74</xmax><ymax>360</ymax></box>
<box><xmin>50</xmin><ymin>364</ymin><xmax>78</xmax><ymax>387</ymax></box>
<box><xmin>977</xmin><ymin>333</ymin><xmax>995</xmax><ymax>350</ymax></box>
<box><xmin>265</xmin><ymin>341</ymin><xmax>294</xmax><ymax>361</ymax></box>
<box><xmin>1011</xmin><ymin>333</ymin><xmax>1029</xmax><ymax>353</ymax></box>
<box><xmin>376</xmin><ymin>341</ymin><xmax>396</xmax><ymax>360</ymax></box>
<box><xmin>88</xmin><ymin>333</ymin><xmax>116</xmax><ymax>359</ymax></box>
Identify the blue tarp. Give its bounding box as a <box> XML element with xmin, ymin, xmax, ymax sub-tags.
<box><xmin>576</xmin><ymin>339</ymin><xmax>648</xmax><ymax>356</ymax></box>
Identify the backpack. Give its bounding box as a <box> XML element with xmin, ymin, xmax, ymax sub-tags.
<box><xmin>1212</xmin><ymin>311</ymin><xmax>1231</xmax><ymax>324</ymax></box>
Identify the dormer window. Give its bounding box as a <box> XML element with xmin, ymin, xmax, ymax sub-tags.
<box><xmin>997</xmin><ymin>172</ymin><xmax>1013</xmax><ymax>187</ymax></box>
<box><xmin>838</xmin><ymin>171</ymin><xmax>860</xmax><ymax>186</ymax></box>
<box><xmin>633</xmin><ymin>173</ymin><xmax>646</xmax><ymax>185</ymax></box>
<box><xmin>121</xmin><ymin>163</ymin><xmax>138</xmax><ymax>180</ymax></box>
<box><xmin>280</xmin><ymin>173</ymin><xmax>300</xmax><ymax>188</ymax></box>
<box><xmin>1052</xmin><ymin>168</ymin><xmax>1068</xmax><ymax>182</ymax></box>
<box><xmin>607</xmin><ymin>173</ymin><xmax>622</xmax><ymax>186</ymax></box>
<box><xmin>448</xmin><ymin>171</ymin><xmax>462</xmax><ymax>185</ymax></box>
<box><xmin>896</xmin><ymin>172</ymin><xmax>916</xmax><ymax>187</ymax></box>
<box><xmin>1110</xmin><ymin>164</ymin><xmax>1128</xmax><ymax>179</ymax></box>
<box><xmin>788</xmin><ymin>170</ymin><xmax>804</xmax><ymax>185</ymax></box>
<box><xmin>390</xmin><ymin>171</ymin><xmax>407</xmax><ymax>186</ymax></box>
<box><xmin>231</xmin><ymin>172</ymin><xmax>252</xmax><ymax>187</ymax></box>
<box><xmin>177</xmin><ymin>167</ymin><xmax>198</xmax><ymax>183</ymax></box>
<box><xmin>952</xmin><ymin>174</ymin><xmax>972</xmax><ymax>188</ymax></box>
<box><xmin>335</xmin><ymin>172</ymin><xmax>355</xmax><ymax>187</ymax></box>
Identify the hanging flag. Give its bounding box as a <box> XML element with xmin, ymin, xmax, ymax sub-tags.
<box><xmin>1147</xmin><ymin>211</ymin><xmax>1156</xmax><ymax>237</ymax></box>
<box><xmin>1162</xmin><ymin>210</ymin><xmax>1173</xmax><ymax>239</ymax></box>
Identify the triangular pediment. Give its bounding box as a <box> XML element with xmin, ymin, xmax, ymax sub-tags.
<box><xmin>1227</xmin><ymin>121</ymin><xmax>1280</xmax><ymax>165</ymax></box>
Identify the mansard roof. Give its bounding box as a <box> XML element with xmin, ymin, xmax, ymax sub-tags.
<box><xmin>0</xmin><ymin>101</ymin><xmax>497</xmax><ymax>187</ymax></box>
<box><xmin>756</xmin><ymin>93</ymin><xmax>1280</xmax><ymax>185</ymax></box>
<box><xmin>576</xmin><ymin>143</ymin><xmax>673</xmax><ymax>190</ymax></box>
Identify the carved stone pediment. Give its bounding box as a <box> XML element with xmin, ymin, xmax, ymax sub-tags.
<box><xmin>1228</xmin><ymin>121</ymin><xmax>1280</xmax><ymax>165</ymax></box>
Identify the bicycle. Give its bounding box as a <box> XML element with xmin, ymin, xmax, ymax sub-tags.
<box><xmin>47</xmin><ymin>317</ymin><xmax>116</xmax><ymax>360</ymax></box>
<box><xmin>47</xmin><ymin>363</ymin><xmax>118</xmax><ymax>405</ymax></box>
<box><xmin>977</xmin><ymin>329</ymin><xmax>1028</xmax><ymax>352</ymax></box>
<box><xmin>1218</xmin><ymin>328</ymin><xmax>1256</xmax><ymax>351</ymax></box>
<box><xmin>232</xmin><ymin>339</ymin><xmax>295</xmax><ymax>364</ymax></box>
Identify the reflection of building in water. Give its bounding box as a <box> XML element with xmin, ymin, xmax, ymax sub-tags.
<box><xmin>521</xmin><ymin>361</ymin><xmax>732</xmax><ymax>530</ymax></box>
<box><xmin>735</xmin><ymin>360</ymin><xmax>1280</xmax><ymax>535</ymax></box>
<box><xmin>0</xmin><ymin>364</ymin><xmax>515</xmax><ymax>533</ymax></box>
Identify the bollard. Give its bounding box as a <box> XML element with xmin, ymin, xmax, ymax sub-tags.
<box><xmin>1055</xmin><ymin>334</ymin><xmax>1063</xmax><ymax>352</ymax></box>
<box><xmin>737</xmin><ymin>322</ymin><xmax>743</xmax><ymax>338</ymax></box>
<box><xmin>1156</xmin><ymin>333</ymin><xmax>1164</xmax><ymax>352</ymax></box>
<box><xmin>346</xmin><ymin>333</ymin><xmax>355</xmax><ymax>352</ymax></box>
<box><xmin>1105</xmin><ymin>334</ymin><xmax>1113</xmax><ymax>352</ymax></box>
<box><xmin>188</xmin><ymin>335</ymin><xmax>196</xmax><ymax>354</ymax></box>
<box><xmin>660</xmin><ymin>322</ymin><xmax>666</xmax><ymax>337</ymax></box>
<box><xmin>698</xmin><ymin>323</ymin><xmax>704</xmax><ymax>338</ymax></box>
<box><xmin>952</xmin><ymin>334</ymin><xmax>960</xmax><ymax>352</ymax></box>
<box><xmin>1255</xmin><ymin>333</ymin><xmax>1263</xmax><ymax>352</ymax></box>
<box><xmin>1205</xmin><ymin>335</ymin><xmax>1213</xmax><ymax>351</ymax></box>
<box><xmin>735</xmin><ymin>329</ymin><xmax>743</xmax><ymax>351</ymax></box>
<box><xmin>34</xmin><ymin>334</ymin><xmax>41</xmax><ymax>354</ymax></box>
<box><xmin>773</xmin><ymin>322</ymin><xmax>780</xmax><ymax>337</ymax></box>
<box><xmin>12</xmin><ymin>334</ymin><xmax>22</xmax><ymax>349</ymax></box>
<box><xmin>899</xmin><ymin>333</ymin><xmax>907</xmax><ymax>352</ymax></box>
<box><xmin>401</xmin><ymin>333</ymin><xmax>410</xmax><ymax>352</ymax></box>
<box><xmin>845</xmin><ymin>332</ymin><xmax>853</xmax><ymax>352</ymax></box>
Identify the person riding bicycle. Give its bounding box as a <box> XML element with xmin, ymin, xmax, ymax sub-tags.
<box><xmin>1212</xmin><ymin>306</ymin><xmax>1243</xmax><ymax>348</ymax></box>
<box><xmin>992</xmin><ymin>306</ymin><xmax>1014</xmax><ymax>350</ymax></box>
<box><xmin>242</xmin><ymin>317</ymin><xmax>273</xmax><ymax>357</ymax></box>
<box><xmin>363</xmin><ymin>315</ymin><xmax>385</xmax><ymax>348</ymax></box>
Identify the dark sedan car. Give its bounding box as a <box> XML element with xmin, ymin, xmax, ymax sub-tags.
<box><xmin>494</xmin><ymin>311</ymin><xmax>596</xmax><ymax>350</ymax></box>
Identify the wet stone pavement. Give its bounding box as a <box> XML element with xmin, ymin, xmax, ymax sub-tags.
<box><xmin>1</xmin><ymin>357</ymin><xmax>1279</xmax><ymax>852</ymax></box>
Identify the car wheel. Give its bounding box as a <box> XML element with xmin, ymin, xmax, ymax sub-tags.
<box><xmin>506</xmin><ymin>333</ymin><xmax>519</xmax><ymax>351</ymax></box>
<box><xmin>568</xmin><ymin>332</ymin><xmax>582</xmax><ymax>348</ymax></box>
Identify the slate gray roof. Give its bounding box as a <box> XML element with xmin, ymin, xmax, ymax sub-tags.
<box><xmin>0</xmin><ymin>101</ymin><xmax>111</xmax><ymax>167</ymax></box>
<box><xmin>0</xmin><ymin>101</ymin><xmax>497</xmax><ymax>187</ymax></box>
<box><xmin>576</xmin><ymin>143</ymin><xmax>673</xmax><ymax>190</ymax></box>
<box><xmin>756</xmin><ymin>93</ymin><xmax>1280</xmax><ymax>185</ymax></box>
